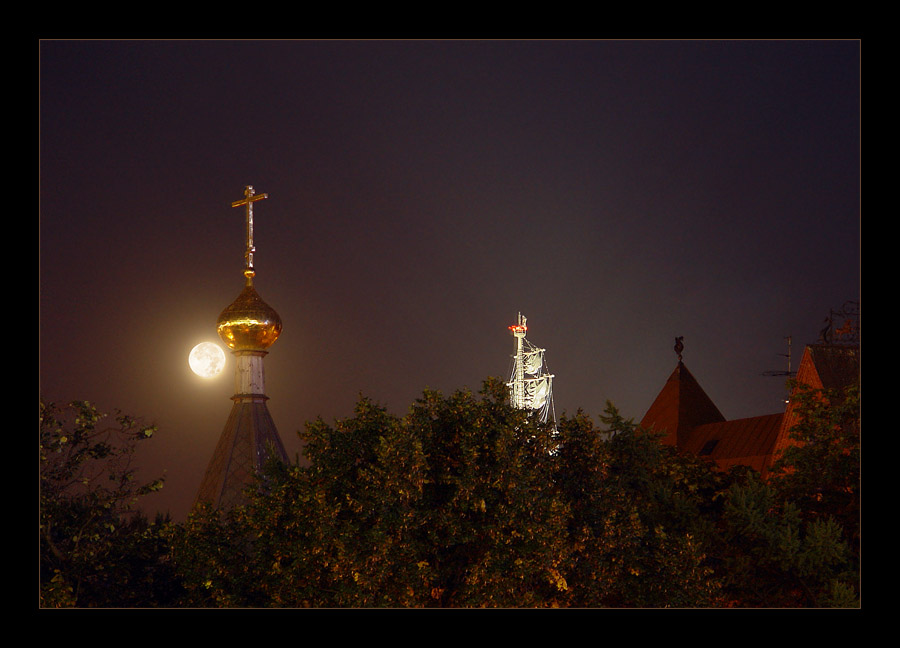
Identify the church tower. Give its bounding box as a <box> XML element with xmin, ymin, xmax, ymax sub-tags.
<box><xmin>195</xmin><ymin>186</ymin><xmax>288</xmax><ymax>510</ymax></box>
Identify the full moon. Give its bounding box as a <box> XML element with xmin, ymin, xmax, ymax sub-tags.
<box><xmin>189</xmin><ymin>342</ymin><xmax>226</xmax><ymax>378</ymax></box>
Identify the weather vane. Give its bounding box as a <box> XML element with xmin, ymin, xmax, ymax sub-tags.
<box><xmin>231</xmin><ymin>185</ymin><xmax>269</xmax><ymax>283</ymax></box>
<box><xmin>817</xmin><ymin>300</ymin><xmax>860</xmax><ymax>345</ymax></box>
<box><xmin>674</xmin><ymin>336</ymin><xmax>684</xmax><ymax>362</ymax></box>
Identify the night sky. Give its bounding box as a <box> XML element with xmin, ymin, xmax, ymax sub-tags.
<box><xmin>39</xmin><ymin>39</ymin><xmax>860</xmax><ymax>521</ymax></box>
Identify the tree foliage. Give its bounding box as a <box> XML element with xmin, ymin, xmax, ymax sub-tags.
<box><xmin>172</xmin><ymin>382</ymin><xmax>730</xmax><ymax>607</ymax></box>
<box><xmin>715</xmin><ymin>473</ymin><xmax>857</xmax><ymax>607</ymax></box>
<box><xmin>42</xmin><ymin>375</ymin><xmax>861</xmax><ymax>608</ymax></box>
<box><xmin>173</xmin><ymin>378</ymin><xmax>572</xmax><ymax>607</ymax></box>
<box><xmin>722</xmin><ymin>381</ymin><xmax>861</xmax><ymax>608</ymax></box>
<box><xmin>770</xmin><ymin>383</ymin><xmax>860</xmax><ymax>550</ymax></box>
<box><xmin>554</xmin><ymin>404</ymin><xmax>726</xmax><ymax>607</ymax></box>
<box><xmin>39</xmin><ymin>399</ymin><xmax>170</xmax><ymax>607</ymax></box>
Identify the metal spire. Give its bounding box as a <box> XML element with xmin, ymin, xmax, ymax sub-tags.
<box><xmin>231</xmin><ymin>185</ymin><xmax>269</xmax><ymax>284</ymax></box>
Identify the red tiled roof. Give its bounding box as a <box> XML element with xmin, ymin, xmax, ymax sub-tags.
<box><xmin>801</xmin><ymin>344</ymin><xmax>860</xmax><ymax>391</ymax></box>
<box><xmin>640</xmin><ymin>361</ymin><xmax>725</xmax><ymax>447</ymax></box>
<box><xmin>683</xmin><ymin>412</ymin><xmax>784</xmax><ymax>474</ymax></box>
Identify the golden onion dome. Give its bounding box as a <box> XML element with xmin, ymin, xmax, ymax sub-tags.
<box><xmin>216</xmin><ymin>281</ymin><xmax>282</xmax><ymax>351</ymax></box>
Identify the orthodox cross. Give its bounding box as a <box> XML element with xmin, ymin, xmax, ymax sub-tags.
<box><xmin>231</xmin><ymin>185</ymin><xmax>269</xmax><ymax>281</ymax></box>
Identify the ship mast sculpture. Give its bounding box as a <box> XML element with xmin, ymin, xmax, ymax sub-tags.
<box><xmin>195</xmin><ymin>185</ymin><xmax>288</xmax><ymax>511</ymax></box>
<box><xmin>507</xmin><ymin>313</ymin><xmax>556</xmax><ymax>426</ymax></box>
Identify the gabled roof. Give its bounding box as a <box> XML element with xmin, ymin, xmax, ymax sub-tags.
<box><xmin>770</xmin><ymin>343</ymin><xmax>860</xmax><ymax>466</ymax></box>
<box><xmin>640</xmin><ymin>361</ymin><xmax>725</xmax><ymax>447</ymax></box>
<box><xmin>796</xmin><ymin>344</ymin><xmax>860</xmax><ymax>391</ymax></box>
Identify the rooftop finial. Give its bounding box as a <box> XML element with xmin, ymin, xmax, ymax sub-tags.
<box><xmin>231</xmin><ymin>185</ymin><xmax>269</xmax><ymax>284</ymax></box>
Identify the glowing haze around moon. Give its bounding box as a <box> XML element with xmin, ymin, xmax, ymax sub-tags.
<box><xmin>189</xmin><ymin>342</ymin><xmax>226</xmax><ymax>378</ymax></box>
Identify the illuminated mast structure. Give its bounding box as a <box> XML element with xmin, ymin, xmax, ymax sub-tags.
<box><xmin>195</xmin><ymin>186</ymin><xmax>288</xmax><ymax>511</ymax></box>
<box><xmin>507</xmin><ymin>313</ymin><xmax>556</xmax><ymax>426</ymax></box>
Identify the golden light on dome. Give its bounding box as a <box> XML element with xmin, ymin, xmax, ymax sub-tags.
<box><xmin>216</xmin><ymin>283</ymin><xmax>282</xmax><ymax>351</ymax></box>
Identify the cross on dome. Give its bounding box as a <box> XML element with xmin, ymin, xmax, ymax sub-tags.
<box><xmin>231</xmin><ymin>185</ymin><xmax>269</xmax><ymax>283</ymax></box>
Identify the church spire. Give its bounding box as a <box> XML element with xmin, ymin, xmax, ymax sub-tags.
<box><xmin>640</xmin><ymin>340</ymin><xmax>725</xmax><ymax>449</ymax></box>
<box><xmin>195</xmin><ymin>185</ymin><xmax>288</xmax><ymax>511</ymax></box>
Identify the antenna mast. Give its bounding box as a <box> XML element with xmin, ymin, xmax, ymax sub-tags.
<box><xmin>762</xmin><ymin>335</ymin><xmax>797</xmax><ymax>404</ymax></box>
<box><xmin>509</xmin><ymin>313</ymin><xmax>528</xmax><ymax>410</ymax></box>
